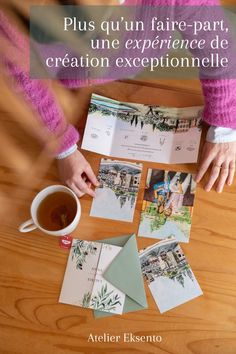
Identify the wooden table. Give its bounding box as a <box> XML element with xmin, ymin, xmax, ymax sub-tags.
<box><xmin>0</xmin><ymin>81</ymin><xmax>236</xmax><ymax>354</ymax></box>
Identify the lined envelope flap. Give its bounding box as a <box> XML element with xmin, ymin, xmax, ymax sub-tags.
<box><xmin>102</xmin><ymin>234</ymin><xmax>147</xmax><ymax>307</ymax></box>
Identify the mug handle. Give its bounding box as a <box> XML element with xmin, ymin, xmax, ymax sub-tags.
<box><xmin>19</xmin><ymin>219</ymin><xmax>37</xmax><ymax>233</ymax></box>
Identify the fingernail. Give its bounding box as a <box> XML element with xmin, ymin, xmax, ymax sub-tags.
<box><xmin>205</xmin><ymin>187</ymin><xmax>210</xmax><ymax>192</ymax></box>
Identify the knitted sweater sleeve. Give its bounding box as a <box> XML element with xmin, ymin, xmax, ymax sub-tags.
<box><xmin>63</xmin><ymin>0</ymin><xmax>236</xmax><ymax>129</ymax></box>
<box><xmin>0</xmin><ymin>11</ymin><xmax>79</xmax><ymax>155</ymax></box>
<box><xmin>201</xmin><ymin>80</ymin><xmax>236</xmax><ymax>129</ymax></box>
<box><xmin>7</xmin><ymin>62</ymin><xmax>80</xmax><ymax>154</ymax></box>
<box><xmin>174</xmin><ymin>0</ymin><xmax>236</xmax><ymax>129</ymax></box>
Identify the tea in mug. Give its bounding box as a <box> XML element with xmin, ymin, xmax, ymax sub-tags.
<box><xmin>37</xmin><ymin>192</ymin><xmax>77</xmax><ymax>231</ymax></box>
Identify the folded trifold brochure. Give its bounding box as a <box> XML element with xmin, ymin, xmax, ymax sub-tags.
<box><xmin>82</xmin><ymin>94</ymin><xmax>203</xmax><ymax>164</ymax></box>
<box><xmin>139</xmin><ymin>237</ymin><xmax>203</xmax><ymax>313</ymax></box>
<box><xmin>59</xmin><ymin>235</ymin><xmax>148</xmax><ymax>317</ymax></box>
<box><xmin>138</xmin><ymin>169</ymin><xmax>197</xmax><ymax>243</ymax></box>
<box><xmin>90</xmin><ymin>158</ymin><xmax>142</xmax><ymax>222</ymax></box>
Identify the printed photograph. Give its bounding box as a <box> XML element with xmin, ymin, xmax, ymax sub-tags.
<box><xmin>138</xmin><ymin>169</ymin><xmax>197</xmax><ymax>242</ymax></box>
<box><xmin>139</xmin><ymin>238</ymin><xmax>202</xmax><ymax>313</ymax></box>
<box><xmin>90</xmin><ymin>158</ymin><xmax>142</xmax><ymax>222</ymax></box>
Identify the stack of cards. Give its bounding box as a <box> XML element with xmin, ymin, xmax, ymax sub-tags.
<box><xmin>139</xmin><ymin>237</ymin><xmax>203</xmax><ymax>313</ymax></box>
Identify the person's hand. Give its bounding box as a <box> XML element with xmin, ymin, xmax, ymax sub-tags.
<box><xmin>57</xmin><ymin>150</ymin><xmax>99</xmax><ymax>197</ymax></box>
<box><xmin>196</xmin><ymin>141</ymin><xmax>236</xmax><ymax>193</ymax></box>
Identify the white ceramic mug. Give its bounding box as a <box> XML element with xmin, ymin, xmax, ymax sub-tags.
<box><xmin>19</xmin><ymin>185</ymin><xmax>81</xmax><ymax>236</ymax></box>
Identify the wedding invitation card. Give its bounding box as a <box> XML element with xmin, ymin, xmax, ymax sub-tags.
<box><xmin>90</xmin><ymin>158</ymin><xmax>142</xmax><ymax>222</ymax></box>
<box><xmin>82</xmin><ymin>94</ymin><xmax>203</xmax><ymax>164</ymax></box>
<box><xmin>59</xmin><ymin>239</ymin><xmax>125</xmax><ymax>314</ymax></box>
<box><xmin>139</xmin><ymin>237</ymin><xmax>203</xmax><ymax>313</ymax></box>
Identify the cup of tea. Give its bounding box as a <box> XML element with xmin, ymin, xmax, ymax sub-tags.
<box><xmin>19</xmin><ymin>185</ymin><xmax>81</xmax><ymax>236</ymax></box>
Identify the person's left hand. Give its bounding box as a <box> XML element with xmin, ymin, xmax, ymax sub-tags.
<box><xmin>195</xmin><ymin>141</ymin><xmax>236</xmax><ymax>193</ymax></box>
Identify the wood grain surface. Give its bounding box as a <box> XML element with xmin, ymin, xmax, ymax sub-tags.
<box><xmin>0</xmin><ymin>80</ymin><xmax>236</xmax><ymax>354</ymax></box>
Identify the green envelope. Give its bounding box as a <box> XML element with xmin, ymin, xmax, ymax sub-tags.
<box><xmin>94</xmin><ymin>234</ymin><xmax>148</xmax><ymax>318</ymax></box>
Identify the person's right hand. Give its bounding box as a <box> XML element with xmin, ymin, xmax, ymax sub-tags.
<box><xmin>196</xmin><ymin>140</ymin><xmax>236</xmax><ymax>193</ymax></box>
<box><xmin>57</xmin><ymin>149</ymin><xmax>99</xmax><ymax>198</ymax></box>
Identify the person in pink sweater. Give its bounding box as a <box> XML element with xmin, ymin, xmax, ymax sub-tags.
<box><xmin>1</xmin><ymin>0</ymin><xmax>236</xmax><ymax>198</ymax></box>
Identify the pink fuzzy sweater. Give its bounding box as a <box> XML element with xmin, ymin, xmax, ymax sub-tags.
<box><xmin>1</xmin><ymin>0</ymin><xmax>236</xmax><ymax>154</ymax></box>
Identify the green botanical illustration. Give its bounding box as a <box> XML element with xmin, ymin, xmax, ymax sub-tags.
<box><xmin>148</xmin><ymin>205</ymin><xmax>192</xmax><ymax>232</ymax></box>
<box><xmin>150</xmin><ymin>213</ymin><xmax>168</xmax><ymax>232</ymax></box>
<box><xmin>82</xmin><ymin>292</ymin><xmax>91</xmax><ymax>307</ymax></box>
<box><xmin>171</xmin><ymin>206</ymin><xmax>192</xmax><ymax>225</ymax></box>
<box><xmin>168</xmin><ymin>264</ymin><xmax>194</xmax><ymax>287</ymax></box>
<box><xmin>141</xmin><ymin>241</ymin><xmax>195</xmax><ymax>288</ymax></box>
<box><xmin>90</xmin><ymin>284</ymin><xmax>122</xmax><ymax>312</ymax></box>
<box><xmin>72</xmin><ymin>240</ymin><xmax>98</xmax><ymax>270</ymax></box>
<box><xmin>89</xmin><ymin>101</ymin><xmax>202</xmax><ymax>132</ymax></box>
<box><xmin>142</xmin><ymin>200</ymin><xmax>192</xmax><ymax>238</ymax></box>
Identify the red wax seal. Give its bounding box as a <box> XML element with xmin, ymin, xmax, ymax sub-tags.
<box><xmin>59</xmin><ymin>235</ymin><xmax>73</xmax><ymax>249</ymax></box>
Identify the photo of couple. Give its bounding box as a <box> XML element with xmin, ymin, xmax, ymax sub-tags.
<box><xmin>138</xmin><ymin>169</ymin><xmax>196</xmax><ymax>242</ymax></box>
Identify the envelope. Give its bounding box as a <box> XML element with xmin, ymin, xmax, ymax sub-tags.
<box><xmin>94</xmin><ymin>234</ymin><xmax>148</xmax><ymax>318</ymax></box>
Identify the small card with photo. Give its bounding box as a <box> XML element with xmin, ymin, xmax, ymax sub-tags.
<box><xmin>138</xmin><ymin>169</ymin><xmax>197</xmax><ymax>243</ymax></box>
<box><xmin>59</xmin><ymin>239</ymin><xmax>125</xmax><ymax>315</ymax></box>
<box><xmin>90</xmin><ymin>158</ymin><xmax>142</xmax><ymax>222</ymax></box>
<box><xmin>139</xmin><ymin>237</ymin><xmax>203</xmax><ymax>313</ymax></box>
